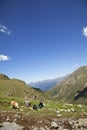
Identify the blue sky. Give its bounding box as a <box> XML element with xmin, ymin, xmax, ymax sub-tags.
<box><xmin>0</xmin><ymin>0</ymin><xmax>87</xmax><ymax>83</ymax></box>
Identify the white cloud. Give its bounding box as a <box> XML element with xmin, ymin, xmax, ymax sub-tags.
<box><xmin>0</xmin><ymin>24</ymin><xmax>11</xmax><ymax>35</ymax></box>
<box><xmin>83</xmin><ymin>26</ymin><xmax>87</xmax><ymax>37</ymax></box>
<box><xmin>0</xmin><ymin>54</ymin><xmax>10</xmax><ymax>61</ymax></box>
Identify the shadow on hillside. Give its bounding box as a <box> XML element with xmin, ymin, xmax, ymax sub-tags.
<box><xmin>74</xmin><ymin>87</ymin><xmax>87</xmax><ymax>100</ymax></box>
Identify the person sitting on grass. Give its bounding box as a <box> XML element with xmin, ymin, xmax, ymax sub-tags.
<box><xmin>38</xmin><ymin>101</ymin><xmax>46</xmax><ymax>109</ymax></box>
<box><xmin>38</xmin><ymin>101</ymin><xmax>44</xmax><ymax>109</ymax></box>
<box><xmin>11</xmin><ymin>99</ymin><xmax>19</xmax><ymax>109</ymax></box>
<box><xmin>24</xmin><ymin>99</ymin><xmax>31</xmax><ymax>107</ymax></box>
<box><xmin>33</xmin><ymin>104</ymin><xmax>37</xmax><ymax>110</ymax></box>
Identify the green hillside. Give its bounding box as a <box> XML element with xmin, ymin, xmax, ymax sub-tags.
<box><xmin>0</xmin><ymin>74</ymin><xmax>50</xmax><ymax>102</ymax></box>
<box><xmin>47</xmin><ymin>66</ymin><xmax>87</xmax><ymax>104</ymax></box>
<box><xmin>1</xmin><ymin>74</ymin><xmax>87</xmax><ymax>118</ymax></box>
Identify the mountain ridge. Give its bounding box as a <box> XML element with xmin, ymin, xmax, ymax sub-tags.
<box><xmin>47</xmin><ymin>66</ymin><xmax>87</xmax><ymax>104</ymax></box>
<box><xmin>0</xmin><ymin>73</ymin><xmax>50</xmax><ymax>101</ymax></box>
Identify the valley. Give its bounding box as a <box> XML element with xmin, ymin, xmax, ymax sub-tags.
<box><xmin>1</xmin><ymin>66</ymin><xmax>87</xmax><ymax>129</ymax></box>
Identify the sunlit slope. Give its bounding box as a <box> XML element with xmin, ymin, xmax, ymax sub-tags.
<box><xmin>0</xmin><ymin>74</ymin><xmax>49</xmax><ymax>100</ymax></box>
<box><xmin>47</xmin><ymin>66</ymin><xmax>87</xmax><ymax>104</ymax></box>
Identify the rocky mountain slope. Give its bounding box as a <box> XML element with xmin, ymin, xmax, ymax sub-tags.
<box><xmin>47</xmin><ymin>66</ymin><xmax>87</xmax><ymax>104</ymax></box>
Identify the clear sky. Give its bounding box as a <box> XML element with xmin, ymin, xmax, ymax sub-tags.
<box><xmin>0</xmin><ymin>0</ymin><xmax>87</xmax><ymax>83</ymax></box>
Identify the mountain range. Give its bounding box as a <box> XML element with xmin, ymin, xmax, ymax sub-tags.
<box><xmin>29</xmin><ymin>75</ymin><xmax>68</xmax><ymax>91</ymax></box>
<box><xmin>1</xmin><ymin>66</ymin><xmax>87</xmax><ymax>104</ymax></box>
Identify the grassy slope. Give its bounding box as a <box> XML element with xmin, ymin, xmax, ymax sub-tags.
<box><xmin>0</xmin><ymin>96</ymin><xmax>87</xmax><ymax>118</ymax></box>
<box><xmin>0</xmin><ymin>79</ymin><xmax>29</xmax><ymax>97</ymax></box>
<box><xmin>0</xmin><ymin>79</ymin><xmax>49</xmax><ymax>105</ymax></box>
<box><xmin>47</xmin><ymin>66</ymin><xmax>87</xmax><ymax>104</ymax></box>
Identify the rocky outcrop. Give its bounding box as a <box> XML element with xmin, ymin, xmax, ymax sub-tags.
<box><xmin>0</xmin><ymin>122</ymin><xmax>23</xmax><ymax>130</ymax></box>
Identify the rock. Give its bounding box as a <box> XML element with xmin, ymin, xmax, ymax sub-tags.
<box><xmin>0</xmin><ymin>122</ymin><xmax>24</xmax><ymax>130</ymax></box>
<box><xmin>39</xmin><ymin>127</ymin><xmax>45</xmax><ymax>130</ymax></box>
<box><xmin>78</xmin><ymin>104</ymin><xmax>82</xmax><ymax>108</ymax></box>
<box><xmin>71</xmin><ymin>108</ymin><xmax>76</xmax><ymax>112</ymax></box>
<box><xmin>57</xmin><ymin>114</ymin><xmax>62</xmax><ymax>117</ymax></box>
<box><xmin>56</xmin><ymin>110</ymin><xmax>60</xmax><ymax>114</ymax></box>
<box><xmin>78</xmin><ymin>118</ymin><xmax>87</xmax><ymax>128</ymax></box>
<box><xmin>23</xmin><ymin>127</ymin><xmax>30</xmax><ymax>130</ymax></box>
<box><xmin>0</xmin><ymin>123</ymin><xmax>3</xmax><ymax>127</ymax></box>
<box><xmin>32</xmin><ymin>127</ymin><xmax>38</xmax><ymax>130</ymax></box>
<box><xmin>44</xmin><ymin>126</ymin><xmax>50</xmax><ymax>130</ymax></box>
<box><xmin>51</xmin><ymin>121</ymin><xmax>58</xmax><ymax>129</ymax></box>
<box><xmin>6</xmin><ymin>116</ymin><xmax>10</xmax><ymax>121</ymax></box>
<box><xmin>63</xmin><ymin>121</ymin><xmax>72</xmax><ymax>130</ymax></box>
<box><xmin>63</xmin><ymin>129</ymin><xmax>69</xmax><ymax>130</ymax></box>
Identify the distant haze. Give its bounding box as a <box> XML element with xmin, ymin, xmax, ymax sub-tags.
<box><xmin>29</xmin><ymin>75</ymin><xmax>68</xmax><ymax>91</ymax></box>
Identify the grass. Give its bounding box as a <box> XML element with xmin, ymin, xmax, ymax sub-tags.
<box><xmin>0</xmin><ymin>96</ymin><xmax>87</xmax><ymax>118</ymax></box>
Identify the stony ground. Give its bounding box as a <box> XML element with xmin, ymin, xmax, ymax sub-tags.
<box><xmin>0</xmin><ymin>110</ymin><xmax>87</xmax><ymax>130</ymax></box>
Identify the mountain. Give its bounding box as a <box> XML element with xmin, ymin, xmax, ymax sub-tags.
<box><xmin>29</xmin><ymin>76</ymin><xmax>67</xmax><ymax>91</ymax></box>
<box><xmin>0</xmin><ymin>73</ymin><xmax>10</xmax><ymax>80</ymax></box>
<box><xmin>47</xmin><ymin>66</ymin><xmax>87</xmax><ymax>104</ymax></box>
<box><xmin>0</xmin><ymin>74</ymin><xmax>50</xmax><ymax>101</ymax></box>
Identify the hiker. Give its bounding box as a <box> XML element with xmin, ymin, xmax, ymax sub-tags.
<box><xmin>38</xmin><ymin>101</ymin><xmax>44</xmax><ymax>109</ymax></box>
<box><xmin>24</xmin><ymin>100</ymin><xmax>31</xmax><ymax>107</ymax></box>
<box><xmin>38</xmin><ymin>101</ymin><xmax>46</xmax><ymax>109</ymax></box>
<box><xmin>33</xmin><ymin>104</ymin><xmax>37</xmax><ymax>110</ymax></box>
<box><xmin>11</xmin><ymin>99</ymin><xmax>19</xmax><ymax>109</ymax></box>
